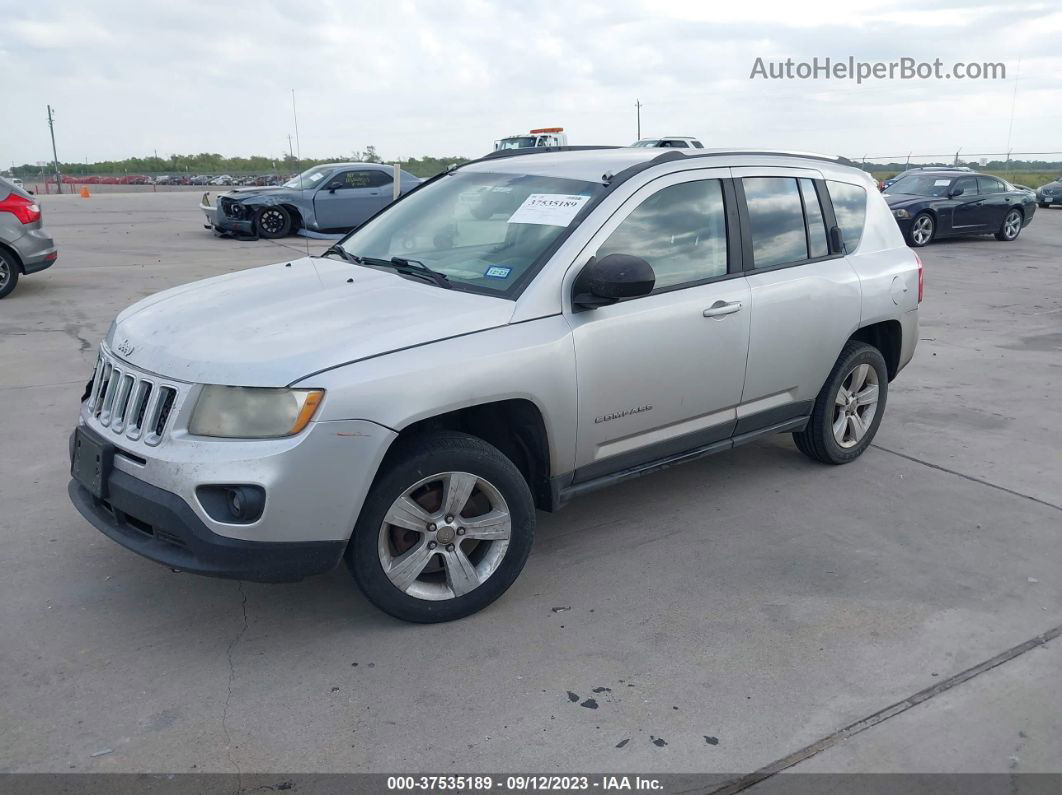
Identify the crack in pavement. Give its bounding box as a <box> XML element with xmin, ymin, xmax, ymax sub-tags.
<box><xmin>871</xmin><ymin>443</ymin><xmax>1062</xmax><ymax>514</ymax></box>
<box><xmin>704</xmin><ymin>623</ymin><xmax>1062</xmax><ymax>795</ymax></box>
<box><xmin>221</xmin><ymin>581</ymin><xmax>249</xmax><ymax>791</ymax></box>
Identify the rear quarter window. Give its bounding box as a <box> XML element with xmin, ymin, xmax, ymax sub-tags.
<box><xmin>826</xmin><ymin>181</ymin><xmax>867</xmax><ymax>253</ymax></box>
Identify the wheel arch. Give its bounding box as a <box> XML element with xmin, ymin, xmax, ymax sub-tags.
<box><xmin>0</xmin><ymin>240</ymin><xmax>25</xmax><ymax>274</ymax></box>
<box><xmin>848</xmin><ymin>319</ymin><xmax>902</xmax><ymax>380</ymax></box>
<box><xmin>385</xmin><ymin>398</ymin><xmax>555</xmax><ymax>511</ymax></box>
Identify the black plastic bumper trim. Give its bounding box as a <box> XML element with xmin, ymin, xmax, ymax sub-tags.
<box><xmin>68</xmin><ymin>466</ymin><xmax>345</xmax><ymax>583</ymax></box>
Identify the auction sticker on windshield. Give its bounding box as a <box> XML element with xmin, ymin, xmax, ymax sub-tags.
<box><xmin>508</xmin><ymin>194</ymin><xmax>590</xmax><ymax>226</ymax></box>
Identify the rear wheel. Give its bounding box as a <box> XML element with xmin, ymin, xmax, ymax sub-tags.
<box><xmin>906</xmin><ymin>212</ymin><xmax>934</xmax><ymax>247</ymax></box>
<box><xmin>347</xmin><ymin>432</ymin><xmax>534</xmax><ymax>623</ymax></box>
<box><xmin>0</xmin><ymin>250</ymin><xmax>19</xmax><ymax>299</ymax></box>
<box><xmin>793</xmin><ymin>341</ymin><xmax>888</xmax><ymax>465</ymax></box>
<box><xmin>255</xmin><ymin>206</ymin><xmax>292</xmax><ymax>238</ymax></box>
<box><xmin>995</xmin><ymin>208</ymin><xmax>1022</xmax><ymax>241</ymax></box>
<box><xmin>1039</xmin><ymin>202</ymin><xmax>1050</xmax><ymax>209</ymax></box>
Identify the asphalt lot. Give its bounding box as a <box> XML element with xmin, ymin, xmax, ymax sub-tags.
<box><xmin>1</xmin><ymin>192</ymin><xmax>1060</xmax><ymax>780</ymax></box>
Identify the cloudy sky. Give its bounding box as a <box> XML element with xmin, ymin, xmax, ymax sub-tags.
<box><xmin>2</xmin><ymin>0</ymin><xmax>1061</xmax><ymax>167</ymax></box>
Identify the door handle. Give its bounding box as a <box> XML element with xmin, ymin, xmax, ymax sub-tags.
<box><xmin>703</xmin><ymin>301</ymin><xmax>743</xmax><ymax>318</ymax></box>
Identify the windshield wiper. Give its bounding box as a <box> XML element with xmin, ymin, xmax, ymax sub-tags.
<box><xmin>388</xmin><ymin>257</ymin><xmax>452</xmax><ymax>289</ymax></box>
<box><xmin>323</xmin><ymin>250</ymin><xmax>452</xmax><ymax>289</ymax></box>
<box><xmin>321</xmin><ymin>245</ymin><xmax>360</xmax><ymax>264</ymax></box>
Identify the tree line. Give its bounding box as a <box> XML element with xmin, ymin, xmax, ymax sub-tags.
<box><xmin>7</xmin><ymin>149</ymin><xmax>471</xmax><ymax>180</ymax></box>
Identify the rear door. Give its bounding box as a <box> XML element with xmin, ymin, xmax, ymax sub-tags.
<box><xmin>976</xmin><ymin>175</ymin><xmax>1012</xmax><ymax>230</ymax></box>
<box><xmin>734</xmin><ymin>172</ymin><xmax>862</xmax><ymax>429</ymax></box>
<box><xmin>567</xmin><ymin>169</ymin><xmax>751</xmax><ymax>480</ymax></box>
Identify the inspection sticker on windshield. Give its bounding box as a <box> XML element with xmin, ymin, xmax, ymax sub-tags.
<box><xmin>934</xmin><ymin>179</ymin><xmax>951</xmax><ymax>186</ymax></box>
<box><xmin>508</xmin><ymin>194</ymin><xmax>590</xmax><ymax>226</ymax></box>
<box><xmin>484</xmin><ymin>265</ymin><xmax>512</xmax><ymax>279</ymax></box>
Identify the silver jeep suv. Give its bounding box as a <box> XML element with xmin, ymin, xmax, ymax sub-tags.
<box><xmin>69</xmin><ymin>148</ymin><xmax>921</xmax><ymax>622</ymax></box>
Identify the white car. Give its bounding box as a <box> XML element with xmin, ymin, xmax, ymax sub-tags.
<box><xmin>631</xmin><ymin>137</ymin><xmax>704</xmax><ymax>149</ymax></box>
<box><xmin>209</xmin><ymin>175</ymin><xmax>233</xmax><ymax>186</ymax></box>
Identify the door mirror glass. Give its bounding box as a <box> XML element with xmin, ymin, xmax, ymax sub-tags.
<box><xmin>574</xmin><ymin>253</ymin><xmax>655</xmax><ymax>309</ymax></box>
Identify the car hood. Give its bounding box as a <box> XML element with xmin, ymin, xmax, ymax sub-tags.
<box><xmin>222</xmin><ymin>186</ymin><xmax>294</xmax><ymax>200</ymax></box>
<box><xmin>107</xmin><ymin>257</ymin><xmax>515</xmax><ymax>386</ymax></box>
<box><xmin>882</xmin><ymin>192</ymin><xmax>931</xmax><ymax>208</ymax></box>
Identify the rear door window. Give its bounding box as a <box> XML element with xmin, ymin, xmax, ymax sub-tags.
<box><xmin>977</xmin><ymin>176</ymin><xmax>1005</xmax><ymax>194</ymax></box>
<box><xmin>799</xmin><ymin>179</ymin><xmax>829</xmax><ymax>258</ymax></box>
<box><xmin>742</xmin><ymin>177</ymin><xmax>808</xmax><ymax>268</ymax></box>
<box><xmin>825</xmin><ymin>181</ymin><xmax>867</xmax><ymax>253</ymax></box>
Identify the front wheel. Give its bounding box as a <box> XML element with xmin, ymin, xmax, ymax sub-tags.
<box><xmin>347</xmin><ymin>432</ymin><xmax>534</xmax><ymax>622</ymax></box>
<box><xmin>793</xmin><ymin>341</ymin><xmax>889</xmax><ymax>465</ymax></box>
<box><xmin>255</xmin><ymin>206</ymin><xmax>292</xmax><ymax>238</ymax></box>
<box><xmin>995</xmin><ymin>208</ymin><xmax>1023</xmax><ymax>241</ymax></box>
<box><xmin>906</xmin><ymin>212</ymin><xmax>934</xmax><ymax>247</ymax></box>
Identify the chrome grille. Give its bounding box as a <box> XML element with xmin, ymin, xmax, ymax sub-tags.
<box><xmin>87</xmin><ymin>349</ymin><xmax>181</xmax><ymax>446</ymax></box>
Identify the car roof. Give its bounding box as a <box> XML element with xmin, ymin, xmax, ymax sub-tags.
<box><xmin>461</xmin><ymin>147</ymin><xmax>849</xmax><ymax>183</ymax></box>
<box><xmin>317</xmin><ymin>162</ymin><xmax>394</xmax><ymax>170</ymax></box>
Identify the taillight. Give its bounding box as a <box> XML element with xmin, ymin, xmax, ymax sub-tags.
<box><xmin>0</xmin><ymin>192</ymin><xmax>41</xmax><ymax>224</ymax></box>
<box><xmin>914</xmin><ymin>251</ymin><xmax>924</xmax><ymax>303</ymax></box>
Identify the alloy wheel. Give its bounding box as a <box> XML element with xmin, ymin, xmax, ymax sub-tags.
<box><xmin>377</xmin><ymin>471</ymin><xmax>512</xmax><ymax>601</ymax></box>
<box><xmin>1003</xmin><ymin>210</ymin><xmax>1021</xmax><ymax>239</ymax></box>
<box><xmin>912</xmin><ymin>215</ymin><xmax>933</xmax><ymax>245</ymax></box>
<box><xmin>259</xmin><ymin>209</ymin><xmax>285</xmax><ymax>235</ymax></box>
<box><xmin>0</xmin><ymin>260</ymin><xmax>9</xmax><ymax>289</ymax></box>
<box><xmin>832</xmin><ymin>363</ymin><xmax>880</xmax><ymax>448</ymax></box>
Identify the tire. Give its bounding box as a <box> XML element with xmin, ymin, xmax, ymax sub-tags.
<box><xmin>793</xmin><ymin>341</ymin><xmax>889</xmax><ymax>465</ymax></box>
<box><xmin>1039</xmin><ymin>203</ymin><xmax>1050</xmax><ymax>209</ymax></box>
<box><xmin>995</xmin><ymin>208</ymin><xmax>1023</xmax><ymax>241</ymax></box>
<box><xmin>0</xmin><ymin>250</ymin><xmax>19</xmax><ymax>299</ymax></box>
<box><xmin>905</xmin><ymin>212</ymin><xmax>934</xmax><ymax>247</ymax></box>
<box><xmin>254</xmin><ymin>206</ymin><xmax>292</xmax><ymax>238</ymax></box>
<box><xmin>347</xmin><ymin>431</ymin><xmax>535</xmax><ymax>623</ymax></box>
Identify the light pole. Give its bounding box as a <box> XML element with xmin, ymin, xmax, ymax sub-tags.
<box><xmin>635</xmin><ymin>99</ymin><xmax>642</xmax><ymax>140</ymax></box>
<box><xmin>47</xmin><ymin>105</ymin><xmax>62</xmax><ymax>194</ymax></box>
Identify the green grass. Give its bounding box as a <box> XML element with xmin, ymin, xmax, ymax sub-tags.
<box><xmin>872</xmin><ymin>171</ymin><xmax>1060</xmax><ymax>189</ymax></box>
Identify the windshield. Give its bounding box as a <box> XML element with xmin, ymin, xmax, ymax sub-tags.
<box><xmin>333</xmin><ymin>171</ymin><xmax>604</xmax><ymax>296</ymax></box>
<box><xmin>496</xmin><ymin>137</ymin><xmax>537</xmax><ymax>150</ymax></box>
<box><xmin>888</xmin><ymin>174</ymin><xmax>955</xmax><ymax>197</ymax></box>
<box><xmin>630</xmin><ymin>140</ymin><xmax>662</xmax><ymax>147</ymax></box>
<box><xmin>283</xmin><ymin>166</ymin><xmax>332</xmax><ymax>189</ymax></box>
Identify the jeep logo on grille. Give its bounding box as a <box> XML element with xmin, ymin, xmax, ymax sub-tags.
<box><xmin>116</xmin><ymin>338</ymin><xmax>135</xmax><ymax>356</ymax></box>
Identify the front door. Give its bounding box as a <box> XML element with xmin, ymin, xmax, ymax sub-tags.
<box><xmin>949</xmin><ymin>175</ymin><xmax>986</xmax><ymax>232</ymax></box>
<box><xmin>567</xmin><ymin>170</ymin><xmax>751</xmax><ymax>481</ymax></box>
<box><xmin>313</xmin><ymin>169</ymin><xmax>390</xmax><ymax>230</ymax></box>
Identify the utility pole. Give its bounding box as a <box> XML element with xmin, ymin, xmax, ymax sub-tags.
<box><xmin>287</xmin><ymin>134</ymin><xmax>294</xmax><ymax>160</ymax></box>
<box><xmin>291</xmin><ymin>89</ymin><xmax>301</xmax><ymax>164</ymax></box>
<box><xmin>635</xmin><ymin>99</ymin><xmax>642</xmax><ymax>140</ymax></box>
<box><xmin>47</xmin><ymin>104</ymin><xmax>62</xmax><ymax>194</ymax></box>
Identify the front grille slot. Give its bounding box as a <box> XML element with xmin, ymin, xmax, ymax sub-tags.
<box><xmin>111</xmin><ymin>374</ymin><xmax>135</xmax><ymax>431</ymax></box>
<box><xmin>149</xmin><ymin>386</ymin><xmax>177</xmax><ymax>442</ymax></box>
<box><xmin>129</xmin><ymin>382</ymin><xmax>153</xmax><ymax>438</ymax></box>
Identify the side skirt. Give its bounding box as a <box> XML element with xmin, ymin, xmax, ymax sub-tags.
<box><xmin>549</xmin><ymin>414</ymin><xmax>809</xmax><ymax>509</ymax></box>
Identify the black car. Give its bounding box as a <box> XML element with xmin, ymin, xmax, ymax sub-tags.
<box><xmin>1035</xmin><ymin>176</ymin><xmax>1062</xmax><ymax>208</ymax></box>
<box><xmin>884</xmin><ymin>170</ymin><xmax>1036</xmax><ymax>247</ymax></box>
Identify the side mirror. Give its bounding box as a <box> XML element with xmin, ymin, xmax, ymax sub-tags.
<box><xmin>573</xmin><ymin>253</ymin><xmax>655</xmax><ymax>309</ymax></box>
<box><xmin>829</xmin><ymin>225</ymin><xmax>845</xmax><ymax>254</ymax></box>
<box><xmin>948</xmin><ymin>186</ymin><xmax>964</xmax><ymax>197</ymax></box>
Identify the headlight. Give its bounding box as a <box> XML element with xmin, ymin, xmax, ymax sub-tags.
<box><xmin>893</xmin><ymin>208</ymin><xmax>912</xmax><ymax>219</ymax></box>
<box><xmin>189</xmin><ymin>386</ymin><xmax>324</xmax><ymax>439</ymax></box>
